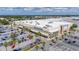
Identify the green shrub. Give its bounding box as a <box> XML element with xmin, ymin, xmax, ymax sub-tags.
<box><xmin>0</xmin><ymin>19</ymin><xmax>9</xmax><ymax>25</ymax></box>
<box><xmin>70</xmin><ymin>23</ymin><xmax>78</xmax><ymax>30</ymax></box>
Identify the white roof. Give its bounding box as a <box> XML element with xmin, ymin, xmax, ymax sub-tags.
<box><xmin>14</xmin><ymin>18</ymin><xmax>72</xmax><ymax>33</ymax></box>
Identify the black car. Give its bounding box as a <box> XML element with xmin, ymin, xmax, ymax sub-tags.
<box><xmin>13</xmin><ymin>48</ymin><xmax>21</xmax><ymax>51</ymax></box>
<box><xmin>67</xmin><ymin>41</ymin><xmax>71</xmax><ymax>44</ymax></box>
<box><xmin>72</xmin><ymin>41</ymin><xmax>76</xmax><ymax>43</ymax></box>
<box><xmin>64</xmin><ymin>38</ymin><xmax>68</xmax><ymax>41</ymax></box>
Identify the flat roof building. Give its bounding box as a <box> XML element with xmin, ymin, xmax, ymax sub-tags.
<box><xmin>14</xmin><ymin>18</ymin><xmax>73</xmax><ymax>41</ymax></box>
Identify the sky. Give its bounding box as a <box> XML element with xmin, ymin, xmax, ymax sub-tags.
<box><xmin>0</xmin><ymin>7</ymin><xmax>79</xmax><ymax>15</ymax></box>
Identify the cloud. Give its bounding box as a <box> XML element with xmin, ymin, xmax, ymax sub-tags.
<box><xmin>0</xmin><ymin>7</ymin><xmax>15</xmax><ymax>11</ymax></box>
<box><xmin>0</xmin><ymin>7</ymin><xmax>78</xmax><ymax>15</ymax></box>
<box><xmin>23</xmin><ymin>7</ymin><xmax>34</xmax><ymax>11</ymax></box>
<box><xmin>34</xmin><ymin>7</ymin><xmax>53</xmax><ymax>12</ymax></box>
<box><xmin>54</xmin><ymin>7</ymin><xmax>68</xmax><ymax>10</ymax></box>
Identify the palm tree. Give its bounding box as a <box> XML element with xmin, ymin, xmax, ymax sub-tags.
<box><xmin>55</xmin><ymin>37</ymin><xmax>57</xmax><ymax>41</ymax></box>
<box><xmin>10</xmin><ymin>33</ymin><xmax>17</xmax><ymax>39</ymax></box>
<box><xmin>8</xmin><ymin>41</ymin><xmax>13</xmax><ymax>46</ymax></box>
<box><xmin>35</xmin><ymin>45</ymin><xmax>40</xmax><ymax>51</ymax></box>
<box><xmin>51</xmin><ymin>39</ymin><xmax>56</xmax><ymax>43</ymax></box>
<box><xmin>10</xmin><ymin>19</ymin><xmax>13</xmax><ymax>29</ymax></box>
<box><xmin>40</xmin><ymin>41</ymin><xmax>46</xmax><ymax>50</ymax></box>
<box><xmin>70</xmin><ymin>23</ymin><xmax>78</xmax><ymax>31</ymax></box>
<box><xmin>18</xmin><ymin>40</ymin><xmax>21</xmax><ymax>44</ymax></box>
<box><xmin>42</xmin><ymin>41</ymin><xmax>46</xmax><ymax>47</ymax></box>
<box><xmin>3</xmin><ymin>42</ymin><xmax>8</xmax><ymax>51</ymax></box>
<box><xmin>27</xmin><ymin>34</ymin><xmax>33</xmax><ymax>39</ymax></box>
<box><xmin>10</xmin><ymin>33</ymin><xmax>17</xmax><ymax>49</ymax></box>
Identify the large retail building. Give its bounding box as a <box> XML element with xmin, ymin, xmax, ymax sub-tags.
<box><xmin>14</xmin><ymin>18</ymin><xmax>73</xmax><ymax>41</ymax></box>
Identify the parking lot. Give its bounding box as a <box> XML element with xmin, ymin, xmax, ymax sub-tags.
<box><xmin>0</xmin><ymin>24</ymin><xmax>79</xmax><ymax>51</ymax></box>
<box><xmin>0</xmin><ymin>25</ymin><xmax>48</xmax><ymax>51</ymax></box>
<box><xmin>48</xmin><ymin>31</ymin><xmax>79</xmax><ymax>51</ymax></box>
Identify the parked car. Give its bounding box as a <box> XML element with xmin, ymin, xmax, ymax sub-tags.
<box><xmin>13</xmin><ymin>48</ymin><xmax>22</xmax><ymax>51</ymax></box>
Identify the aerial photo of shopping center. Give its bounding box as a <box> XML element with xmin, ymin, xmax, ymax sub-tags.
<box><xmin>0</xmin><ymin>7</ymin><xmax>79</xmax><ymax>51</ymax></box>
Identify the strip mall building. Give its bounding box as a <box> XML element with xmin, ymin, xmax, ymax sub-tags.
<box><xmin>14</xmin><ymin>18</ymin><xmax>73</xmax><ymax>41</ymax></box>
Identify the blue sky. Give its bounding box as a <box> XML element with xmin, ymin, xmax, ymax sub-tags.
<box><xmin>0</xmin><ymin>7</ymin><xmax>79</xmax><ymax>15</ymax></box>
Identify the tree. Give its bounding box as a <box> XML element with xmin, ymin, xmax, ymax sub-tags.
<box><xmin>42</xmin><ymin>41</ymin><xmax>46</xmax><ymax>47</ymax></box>
<box><xmin>51</xmin><ymin>39</ymin><xmax>56</xmax><ymax>43</ymax></box>
<box><xmin>55</xmin><ymin>37</ymin><xmax>58</xmax><ymax>41</ymax></box>
<box><xmin>0</xmin><ymin>19</ymin><xmax>10</xmax><ymax>25</ymax></box>
<box><xmin>18</xmin><ymin>40</ymin><xmax>21</xmax><ymax>44</ymax></box>
<box><xmin>36</xmin><ymin>32</ymin><xmax>41</xmax><ymax>36</ymax></box>
<box><xmin>27</xmin><ymin>34</ymin><xmax>33</xmax><ymax>39</ymax></box>
<box><xmin>10</xmin><ymin>33</ymin><xmax>17</xmax><ymax>39</ymax></box>
<box><xmin>3</xmin><ymin>42</ymin><xmax>8</xmax><ymax>51</ymax></box>
<box><xmin>8</xmin><ymin>41</ymin><xmax>13</xmax><ymax>46</ymax></box>
<box><xmin>35</xmin><ymin>45</ymin><xmax>40</xmax><ymax>51</ymax></box>
<box><xmin>10</xmin><ymin>33</ymin><xmax>17</xmax><ymax>48</ymax></box>
<box><xmin>70</xmin><ymin>24</ymin><xmax>78</xmax><ymax>31</ymax></box>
